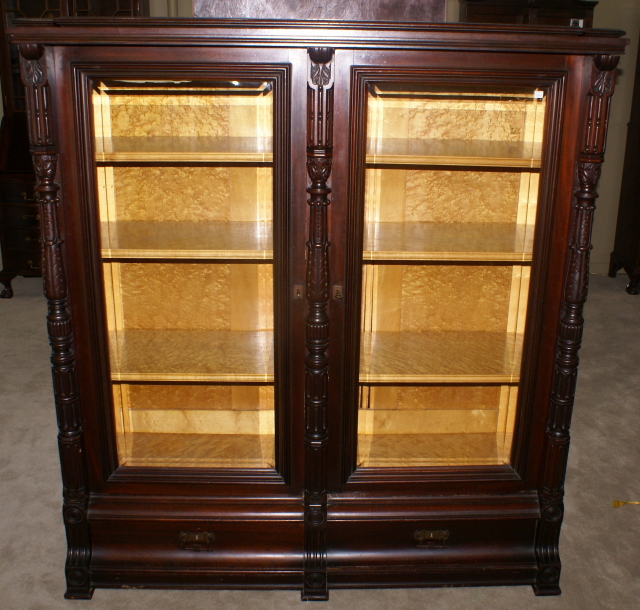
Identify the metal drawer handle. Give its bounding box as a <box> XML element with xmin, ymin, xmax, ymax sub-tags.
<box><xmin>414</xmin><ymin>529</ymin><xmax>449</xmax><ymax>548</ymax></box>
<box><xmin>21</xmin><ymin>191</ymin><xmax>36</xmax><ymax>202</ymax></box>
<box><xmin>27</xmin><ymin>259</ymin><xmax>40</xmax><ymax>270</ymax></box>
<box><xmin>179</xmin><ymin>531</ymin><xmax>215</xmax><ymax>552</ymax></box>
<box><xmin>22</xmin><ymin>213</ymin><xmax>40</xmax><ymax>221</ymax></box>
<box><xmin>24</xmin><ymin>236</ymin><xmax>39</xmax><ymax>243</ymax></box>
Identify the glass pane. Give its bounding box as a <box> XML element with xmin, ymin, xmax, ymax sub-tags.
<box><xmin>358</xmin><ymin>82</ymin><xmax>546</xmax><ymax>468</ymax></box>
<box><xmin>93</xmin><ymin>79</ymin><xmax>275</xmax><ymax>469</ymax></box>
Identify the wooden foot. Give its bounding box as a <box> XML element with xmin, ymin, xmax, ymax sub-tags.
<box><xmin>626</xmin><ymin>276</ymin><xmax>640</xmax><ymax>295</ymax></box>
<box><xmin>533</xmin><ymin>583</ymin><xmax>562</xmax><ymax>596</ymax></box>
<box><xmin>0</xmin><ymin>273</ymin><xmax>15</xmax><ymax>298</ymax></box>
<box><xmin>64</xmin><ymin>589</ymin><xmax>94</xmax><ymax>600</ymax></box>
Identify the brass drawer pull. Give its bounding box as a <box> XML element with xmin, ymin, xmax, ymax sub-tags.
<box><xmin>414</xmin><ymin>529</ymin><xmax>449</xmax><ymax>548</ymax></box>
<box><xmin>24</xmin><ymin>236</ymin><xmax>40</xmax><ymax>243</ymax></box>
<box><xmin>179</xmin><ymin>531</ymin><xmax>215</xmax><ymax>552</ymax></box>
<box><xmin>23</xmin><ymin>213</ymin><xmax>40</xmax><ymax>221</ymax></box>
<box><xmin>27</xmin><ymin>259</ymin><xmax>40</xmax><ymax>270</ymax></box>
<box><xmin>21</xmin><ymin>191</ymin><xmax>36</xmax><ymax>202</ymax></box>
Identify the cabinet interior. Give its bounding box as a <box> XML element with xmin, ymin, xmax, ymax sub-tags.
<box><xmin>358</xmin><ymin>83</ymin><xmax>546</xmax><ymax>468</ymax></box>
<box><xmin>93</xmin><ymin>80</ymin><xmax>276</xmax><ymax>469</ymax></box>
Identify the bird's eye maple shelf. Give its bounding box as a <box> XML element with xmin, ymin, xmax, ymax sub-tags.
<box><xmin>8</xmin><ymin>17</ymin><xmax>626</xmax><ymax>601</ymax></box>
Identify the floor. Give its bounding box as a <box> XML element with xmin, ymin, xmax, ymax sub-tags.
<box><xmin>1</xmin><ymin>274</ymin><xmax>639</xmax><ymax>610</ymax></box>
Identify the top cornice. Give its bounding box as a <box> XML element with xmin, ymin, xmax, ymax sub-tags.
<box><xmin>8</xmin><ymin>18</ymin><xmax>627</xmax><ymax>56</ymax></box>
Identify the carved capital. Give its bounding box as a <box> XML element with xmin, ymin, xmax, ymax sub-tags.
<box><xmin>310</xmin><ymin>62</ymin><xmax>331</xmax><ymax>87</ymax></box>
<box><xmin>576</xmin><ymin>162</ymin><xmax>601</xmax><ymax>188</ymax></box>
<box><xmin>307</xmin><ymin>154</ymin><xmax>332</xmax><ymax>183</ymax></box>
<box><xmin>22</xmin><ymin>59</ymin><xmax>45</xmax><ymax>87</ymax></box>
<box><xmin>33</xmin><ymin>153</ymin><xmax>58</xmax><ymax>181</ymax></box>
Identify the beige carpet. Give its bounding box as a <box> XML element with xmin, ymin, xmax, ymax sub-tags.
<box><xmin>1</xmin><ymin>274</ymin><xmax>639</xmax><ymax>610</ymax></box>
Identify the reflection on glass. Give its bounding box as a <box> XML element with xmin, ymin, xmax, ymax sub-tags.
<box><xmin>358</xmin><ymin>83</ymin><xmax>546</xmax><ymax>468</ymax></box>
<box><xmin>93</xmin><ymin>80</ymin><xmax>275</xmax><ymax>468</ymax></box>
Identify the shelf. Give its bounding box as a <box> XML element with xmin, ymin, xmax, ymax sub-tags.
<box><xmin>357</xmin><ymin>432</ymin><xmax>510</xmax><ymax>467</ymax></box>
<box><xmin>363</xmin><ymin>222</ymin><xmax>533</xmax><ymax>262</ymax></box>
<box><xmin>118</xmin><ymin>432</ymin><xmax>274</xmax><ymax>468</ymax></box>
<box><xmin>101</xmin><ymin>221</ymin><xmax>273</xmax><ymax>260</ymax></box>
<box><xmin>95</xmin><ymin>136</ymin><xmax>273</xmax><ymax>163</ymax></box>
<box><xmin>366</xmin><ymin>138</ymin><xmax>541</xmax><ymax>168</ymax></box>
<box><xmin>359</xmin><ymin>331</ymin><xmax>523</xmax><ymax>383</ymax></box>
<box><xmin>109</xmin><ymin>329</ymin><xmax>273</xmax><ymax>382</ymax></box>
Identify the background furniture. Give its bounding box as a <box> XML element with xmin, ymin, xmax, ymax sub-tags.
<box><xmin>193</xmin><ymin>0</ymin><xmax>446</xmax><ymax>21</ymax></box>
<box><xmin>0</xmin><ymin>0</ymin><xmax>147</xmax><ymax>298</ymax></box>
<box><xmin>609</xmin><ymin>41</ymin><xmax>640</xmax><ymax>294</ymax></box>
<box><xmin>459</xmin><ymin>0</ymin><xmax>597</xmax><ymax>27</ymax></box>
<box><xmin>10</xmin><ymin>17</ymin><xmax>625</xmax><ymax>601</ymax></box>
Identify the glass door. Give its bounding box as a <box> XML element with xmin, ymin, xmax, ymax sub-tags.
<box><xmin>357</xmin><ymin>83</ymin><xmax>546</xmax><ymax>468</ymax></box>
<box><xmin>93</xmin><ymin>78</ymin><xmax>277</xmax><ymax>469</ymax></box>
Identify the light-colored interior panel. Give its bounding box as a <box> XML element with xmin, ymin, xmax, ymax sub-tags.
<box><xmin>93</xmin><ymin>80</ymin><xmax>277</xmax><ymax>469</ymax></box>
<box><xmin>362</xmin><ymin>265</ymin><xmax>529</xmax><ymax>333</ymax></box>
<box><xmin>103</xmin><ymin>263</ymin><xmax>273</xmax><ymax>332</ymax></box>
<box><xmin>357</xmin><ymin>385</ymin><xmax>518</xmax><ymax>467</ymax></box>
<box><xmin>113</xmin><ymin>384</ymin><xmax>275</xmax><ymax>468</ymax></box>
<box><xmin>94</xmin><ymin>81</ymin><xmax>273</xmax><ymax>139</ymax></box>
<box><xmin>367</xmin><ymin>91</ymin><xmax>545</xmax><ymax>142</ymax></box>
<box><xmin>366</xmin><ymin>169</ymin><xmax>536</xmax><ymax>225</ymax></box>
<box><xmin>357</xmin><ymin>85</ymin><xmax>544</xmax><ymax>470</ymax></box>
<box><xmin>97</xmin><ymin>166</ymin><xmax>272</xmax><ymax>223</ymax></box>
<box><xmin>367</xmin><ymin>89</ymin><xmax>546</xmax><ymax>166</ymax></box>
<box><xmin>363</xmin><ymin>169</ymin><xmax>538</xmax><ymax>261</ymax></box>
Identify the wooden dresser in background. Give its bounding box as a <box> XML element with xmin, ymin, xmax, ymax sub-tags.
<box><xmin>0</xmin><ymin>0</ymin><xmax>148</xmax><ymax>298</ymax></box>
<box><xmin>459</xmin><ymin>0</ymin><xmax>597</xmax><ymax>28</ymax></box>
<box><xmin>609</xmin><ymin>41</ymin><xmax>640</xmax><ymax>294</ymax></box>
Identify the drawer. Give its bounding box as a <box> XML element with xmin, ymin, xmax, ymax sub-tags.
<box><xmin>327</xmin><ymin>516</ymin><xmax>538</xmax><ymax>587</ymax></box>
<box><xmin>89</xmin><ymin>517</ymin><xmax>304</xmax><ymax>588</ymax></box>
<box><xmin>0</xmin><ymin>180</ymin><xmax>36</xmax><ymax>203</ymax></box>
<box><xmin>0</xmin><ymin>248</ymin><xmax>41</xmax><ymax>274</ymax></box>
<box><xmin>2</xmin><ymin>204</ymin><xmax>40</xmax><ymax>229</ymax></box>
<box><xmin>1</xmin><ymin>226</ymin><xmax>41</xmax><ymax>250</ymax></box>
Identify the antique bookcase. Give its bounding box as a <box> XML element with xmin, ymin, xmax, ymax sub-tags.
<box><xmin>9</xmin><ymin>18</ymin><xmax>625</xmax><ymax>600</ymax></box>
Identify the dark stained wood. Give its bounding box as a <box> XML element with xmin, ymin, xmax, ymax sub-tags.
<box><xmin>302</xmin><ymin>46</ymin><xmax>333</xmax><ymax>601</ymax></box>
<box><xmin>10</xmin><ymin>18</ymin><xmax>626</xmax><ymax>600</ymax></box>
<box><xmin>19</xmin><ymin>42</ymin><xmax>93</xmax><ymax>599</ymax></box>
<box><xmin>460</xmin><ymin>0</ymin><xmax>597</xmax><ymax>28</ymax></box>
<box><xmin>534</xmin><ymin>54</ymin><xmax>619</xmax><ymax>596</ymax></box>
<box><xmin>193</xmin><ymin>0</ymin><xmax>446</xmax><ymax>22</ymax></box>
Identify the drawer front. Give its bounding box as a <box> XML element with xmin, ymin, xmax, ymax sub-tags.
<box><xmin>2</xmin><ymin>227</ymin><xmax>41</xmax><ymax>251</ymax></box>
<box><xmin>0</xmin><ymin>180</ymin><xmax>36</xmax><ymax>203</ymax></box>
<box><xmin>2</xmin><ymin>204</ymin><xmax>41</xmax><ymax>229</ymax></box>
<box><xmin>90</xmin><ymin>518</ymin><xmax>304</xmax><ymax>576</ymax></box>
<box><xmin>0</xmin><ymin>248</ymin><xmax>41</xmax><ymax>274</ymax></box>
<box><xmin>327</xmin><ymin>517</ymin><xmax>537</xmax><ymax>586</ymax></box>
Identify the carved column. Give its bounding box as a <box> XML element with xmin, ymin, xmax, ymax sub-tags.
<box><xmin>302</xmin><ymin>46</ymin><xmax>334</xmax><ymax>601</ymax></box>
<box><xmin>534</xmin><ymin>54</ymin><xmax>619</xmax><ymax>596</ymax></box>
<box><xmin>19</xmin><ymin>44</ymin><xmax>93</xmax><ymax>600</ymax></box>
